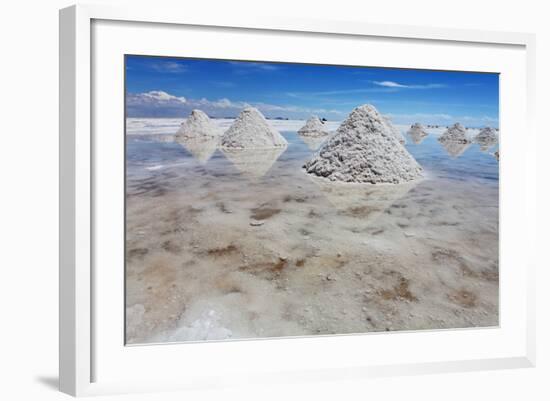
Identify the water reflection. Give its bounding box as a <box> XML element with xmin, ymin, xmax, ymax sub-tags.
<box><xmin>308</xmin><ymin>175</ymin><xmax>417</xmax><ymax>223</ymax></box>
<box><xmin>438</xmin><ymin>140</ymin><xmax>471</xmax><ymax>158</ymax></box>
<box><xmin>176</xmin><ymin>136</ymin><xmax>220</xmax><ymax>164</ymax></box>
<box><xmin>298</xmin><ymin>134</ymin><xmax>329</xmax><ymax>151</ymax></box>
<box><xmin>220</xmin><ymin>147</ymin><xmax>287</xmax><ymax>179</ymax></box>
<box><xmin>475</xmin><ymin>137</ymin><xmax>498</xmax><ymax>152</ymax></box>
<box><xmin>127</xmin><ymin>129</ymin><xmax>499</xmax><ymax>188</ymax></box>
<box><xmin>407</xmin><ymin>125</ymin><xmax>429</xmax><ymax>145</ymax></box>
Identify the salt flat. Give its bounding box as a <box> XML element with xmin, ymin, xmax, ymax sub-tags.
<box><xmin>125</xmin><ymin>118</ymin><xmax>499</xmax><ymax>344</ymax></box>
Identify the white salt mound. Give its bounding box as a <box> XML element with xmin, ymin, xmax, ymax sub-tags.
<box><xmin>175</xmin><ymin>109</ymin><xmax>220</xmax><ymax>140</ymax></box>
<box><xmin>221</xmin><ymin>107</ymin><xmax>288</xmax><ymax>149</ymax></box>
<box><xmin>474</xmin><ymin>127</ymin><xmax>498</xmax><ymax>144</ymax></box>
<box><xmin>438</xmin><ymin>123</ymin><xmax>470</xmax><ymax>143</ymax></box>
<box><xmin>298</xmin><ymin>116</ymin><xmax>329</xmax><ymax>137</ymax></box>
<box><xmin>383</xmin><ymin>116</ymin><xmax>406</xmax><ymax>144</ymax></box>
<box><xmin>303</xmin><ymin>104</ymin><xmax>422</xmax><ymax>184</ymax></box>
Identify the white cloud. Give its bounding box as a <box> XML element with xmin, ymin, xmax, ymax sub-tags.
<box><xmin>386</xmin><ymin>112</ymin><xmax>498</xmax><ymax>127</ymax></box>
<box><xmin>227</xmin><ymin>61</ymin><xmax>281</xmax><ymax>73</ymax></box>
<box><xmin>150</xmin><ymin>61</ymin><xmax>187</xmax><ymax>73</ymax></box>
<box><xmin>126</xmin><ymin>90</ymin><xmax>344</xmax><ymax>119</ymax></box>
<box><xmin>372</xmin><ymin>81</ymin><xmax>446</xmax><ymax>89</ymax></box>
<box><xmin>129</xmin><ymin>90</ymin><xmax>187</xmax><ymax>103</ymax></box>
<box><xmin>373</xmin><ymin>81</ymin><xmax>408</xmax><ymax>88</ymax></box>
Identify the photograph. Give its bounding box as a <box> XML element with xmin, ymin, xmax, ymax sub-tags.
<box><xmin>124</xmin><ymin>55</ymin><xmax>500</xmax><ymax>344</ymax></box>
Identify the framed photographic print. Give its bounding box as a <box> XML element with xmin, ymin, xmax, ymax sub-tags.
<box><xmin>59</xmin><ymin>4</ymin><xmax>536</xmax><ymax>396</ymax></box>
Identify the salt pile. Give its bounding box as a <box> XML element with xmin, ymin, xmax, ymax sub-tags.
<box><xmin>438</xmin><ymin>123</ymin><xmax>470</xmax><ymax>143</ymax></box>
<box><xmin>474</xmin><ymin>127</ymin><xmax>498</xmax><ymax>151</ymax></box>
<box><xmin>407</xmin><ymin>123</ymin><xmax>428</xmax><ymax>144</ymax></box>
<box><xmin>298</xmin><ymin>116</ymin><xmax>329</xmax><ymax>137</ymax></box>
<box><xmin>437</xmin><ymin>123</ymin><xmax>471</xmax><ymax>157</ymax></box>
<box><xmin>383</xmin><ymin>116</ymin><xmax>406</xmax><ymax>144</ymax></box>
<box><xmin>221</xmin><ymin>107</ymin><xmax>288</xmax><ymax>149</ymax></box>
<box><xmin>175</xmin><ymin>109</ymin><xmax>220</xmax><ymax>140</ymax></box>
<box><xmin>303</xmin><ymin>104</ymin><xmax>422</xmax><ymax>184</ymax></box>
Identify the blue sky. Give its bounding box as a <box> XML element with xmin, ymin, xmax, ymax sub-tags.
<box><xmin>126</xmin><ymin>55</ymin><xmax>499</xmax><ymax>126</ymax></box>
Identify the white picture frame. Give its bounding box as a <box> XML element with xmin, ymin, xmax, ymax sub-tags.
<box><xmin>59</xmin><ymin>3</ymin><xmax>536</xmax><ymax>397</ymax></box>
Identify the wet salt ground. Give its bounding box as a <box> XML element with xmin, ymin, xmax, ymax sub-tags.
<box><xmin>125</xmin><ymin>129</ymin><xmax>499</xmax><ymax>344</ymax></box>
<box><xmin>127</xmin><ymin>132</ymin><xmax>498</xmax><ymax>185</ymax></box>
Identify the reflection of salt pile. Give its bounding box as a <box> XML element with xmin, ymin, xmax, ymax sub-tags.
<box><xmin>383</xmin><ymin>116</ymin><xmax>406</xmax><ymax>144</ymax></box>
<box><xmin>407</xmin><ymin>123</ymin><xmax>428</xmax><ymax>145</ymax></box>
<box><xmin>304</xmin><ymin>104</ymin><xmax>422</xmax><ymax>184</ymax></box>
<box><xmin>438</xmin><ymin>123</ymin><xmax>471</xmax><ymax>158</ymax></box>
<box><xmin>221</xmin><ymin>107</ymin><xmax>288</xmax><ymax>149</ymax></box>
<box><xmin>439</xmin><ymin>140</ymin><xmax>471</xmax><ymax>158</ymax></box>
<box><xmin>299</xmin><ymin>135</ymin><xmax>329</xmax><ymax>151</ymax></box>
<box><xmin>310</xmin><ymin>175</ymin><xmax>417</xmax><ymax>224</ymax></box>
<box><xmin>474</xmin><ymin>127</ymin><xmax>498</xmax><ymax>151</ymax></box>
<box><xmin>175</xmin><ymin>109</ymin><xmax>220</xmax><ymax>140</ymax></box>
<box><xmin>177</xmin><ymin>137</ymin><xmax>219</xmax><ymax>164</ymax></box>
<box><xmin>298</xmin><ymin>116</ymin><xmax>329</xmax><ymax>137</ymax></box>
<box><xmin>221</xmin><ymin>147</ymin><xmax>286</xmax><ymax>179</ymax></box>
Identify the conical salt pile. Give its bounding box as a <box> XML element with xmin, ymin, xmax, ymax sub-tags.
<box><xmin>298</xmin><ymin>116</ymin><xmax>329</xmax><ymax>137</ymax></box>
<box><xmin>175</xmin><ymin>109</ymin><xmax>220</xmax><ymax>140</ymax></box>
<box><xmin>438</xmin><ymin>123</ymin><xmax>469</xmax><ymax>143</ymax></box>
<box><xmin>407</xmin><ymin>123</ymin><xmax>428</xmax><ymax>144</ymax></box>
<box><xmin>303</xmin><ymin>104</ymin><xmax>422</xmax><ymax>184</ymax></box>
<box><xmin>221</xmin><ymin>107</ymin><xmax>288</xmax><ymax>149</ymax></box>
<box><xmin>383</xmin><ymin>116</ymin><xmax>406</xmax><ymax>145</ymax></box>
<box><xmin>474</xmin><ymin>127</ymin><xmax>498</xmax><ymax>150</ymax></box>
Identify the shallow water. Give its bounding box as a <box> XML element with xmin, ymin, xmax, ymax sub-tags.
<box><xmin>125</xmin><ymin>127</ymin><xmax>499</xmax><ymax>344</ymax></box>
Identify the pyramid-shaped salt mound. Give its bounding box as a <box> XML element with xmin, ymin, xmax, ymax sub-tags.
<box><xmin>438</xmin><ymin>123</ymin><xmax>470</xmax><ymax>143</ymax></box>
<box><xmin>303</xmin><ymin>104</ymin><xmax>422</xmax><ymax>184</ymax></box>
<box><xmin>175</xmin><ymin>109</ymin><xmax>220</xmax><ymax>140</ymax></box>
<box><xmin>383</xmin><ymin>116</ymin><xmax>406</xmax><ymax>144</ymax></box>
<box><xmin>221</xmin><ymin>107</ymin><xmax>288</xmax><ymax>149</ymax></box>
<box><xmin>474</xmin><ymin>127</ymin><xmax>498</xmax><ymax>151</ymax></box>
<box><xmin>407</xmin><ymin>123</ymin><xmax>428</xmax><ymax>144</ymax></box>
<box><xmin>298</xmin><ymin>116</ymin><xmax>329</xmax><ymax>137</ymax></box>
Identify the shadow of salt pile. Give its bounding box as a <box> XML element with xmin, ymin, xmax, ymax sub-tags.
<box><xmin>176</xmin><ymin>136</ymin><xmax>220</xmax><ymax>164</ymax></box>
<box><xmin>308</xmin><ymin>175</ymin><xmax>418</xmax><ymax>224</ymax></box>
<box><xmin>220</xmin><ymin>147</ymin><xmax>287</xmax><ymax>179</ymax></box>
<box><xmin>439</xmin><ymin>140</ymin><xmax>471</xmax><ymax>158</ymax></box>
